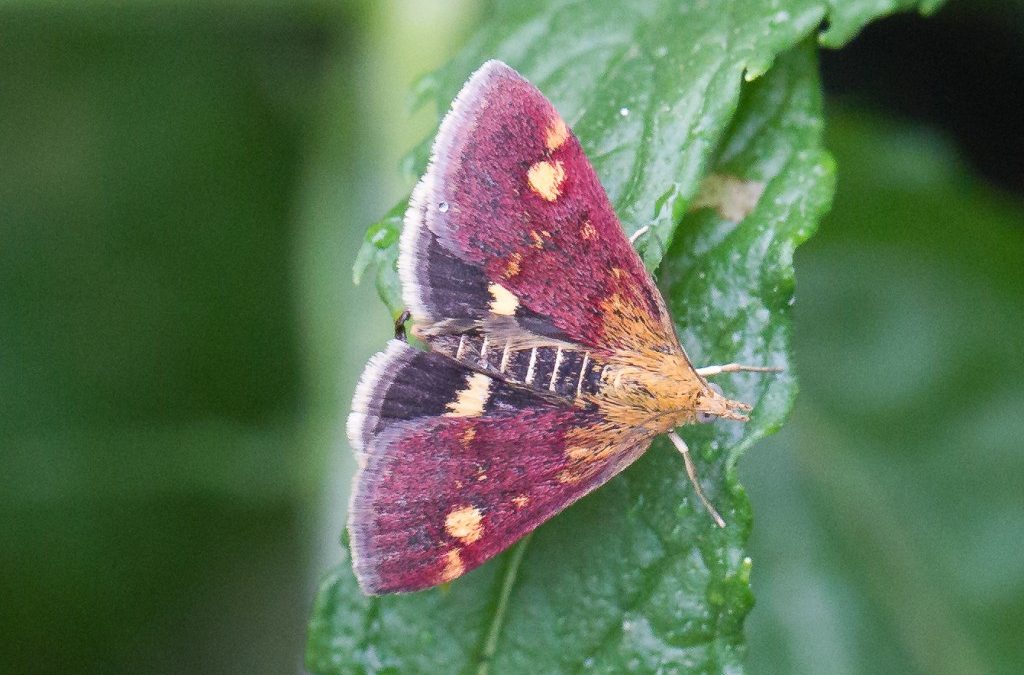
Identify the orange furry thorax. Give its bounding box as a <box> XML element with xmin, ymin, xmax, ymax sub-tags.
<box><xmin>594</xmin><ymin>349</ymin><xmax>704</xmax><ymax>431</ymax></box>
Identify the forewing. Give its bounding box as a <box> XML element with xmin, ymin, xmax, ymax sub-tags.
<box><xmin>399</xmin><ymin>60</ymin><xmax>675</xmax><ymax>351</ymax></box>
<box><xmin>347</xmin><ymin>340</ymin><xmax>654</xmax><ymax>594</ymax></box>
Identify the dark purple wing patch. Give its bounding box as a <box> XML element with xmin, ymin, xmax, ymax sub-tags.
<box><xmin>348</xmin><ymin>340</ymin><xmax>555</xmax><ymax>462</ymax></box>
<box><xmin>399</xmin><ymin>60</ymin><xmax>672</xmax><ymax>349</ymax></box>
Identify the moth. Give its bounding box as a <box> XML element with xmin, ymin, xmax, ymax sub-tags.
<box><xmin>348</xmin><ymin>60</ymin><xmax>777</xmax><ymax>595</ymax></box>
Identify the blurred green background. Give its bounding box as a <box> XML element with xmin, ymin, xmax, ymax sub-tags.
<box><xmin>2</xmin><ymin>1</ymin><xmax>1021</xmax><ymax>673</ymax></box>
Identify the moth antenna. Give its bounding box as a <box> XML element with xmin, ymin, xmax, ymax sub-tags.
<box><xmin>393</xmin><ymin>308</ymin><xmax>412</xmax><ymax>341</ymax></box>
<box><xmin>668</xmin><ymin>431</ymin><xmax>726</xmax><ymax>528</ymax></box>
<box><xmin>696</xmin><ymin>363</ymin><xmax>783</xmax><ymax>377</ymax></box>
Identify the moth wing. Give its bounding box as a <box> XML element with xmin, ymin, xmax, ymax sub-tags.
<box><xmin>399</xmin><ymin>60</ymin><xmax>676</xmax><ymax>351</ymax></box>
<box><xmin>350</xmin><ymin>414</ymin><xmax>651</xmax><ymax>595</ymax></box>
<box><xmin>347</xmin><ymin>340</ymin><xmax>654</xmax><ymax>594</ymax></box>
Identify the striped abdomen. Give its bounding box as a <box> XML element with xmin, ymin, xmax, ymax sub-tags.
<box><xmin>435</xmin><ymin>333</ymin><xmax>604</xmax><ymax>401</ymax></box>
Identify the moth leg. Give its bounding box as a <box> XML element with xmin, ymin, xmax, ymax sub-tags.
<box><xmin>393</xmin><ymin>309</ymin><xmax>412</xmax><ymax>341</ymax></box>
<box><xmin>696</xmin><ymin>363</ymin><xmax>783</xmax><ymax>377</ymax></box>
<box><xmin>667</xmin><ymin>431</ymin><xmax>726</xmax><ymax>528</ymax></box>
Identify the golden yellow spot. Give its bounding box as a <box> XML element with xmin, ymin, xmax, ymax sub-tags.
<box><xmin>610</xmin><ymin>267</ymin><xmax>625</xmax><ymax>279</ymax></box>
<box><xmin>512</xmin><ymin>494</ymin><xmax>530</xmax><ymax>509</ymax></box>
<box><xmin>580</xmin><ymin>220</ymin><xmax>596</xmax><ymax>240</ymax></box>
<box><xmin>530</xmin><ymin>230</ymin><xmax>545</xmax><ymax>249</ymax></box>
<box><xmin>444</xmin><ymin>372</ymin><xmax>492</xmax><ymax>417</ymax></box>
<box><xmin>527</xmin><ymin>159</ymin><xmax>566</xmax><ymax>201</ymax></box>
<box><xmin>439</xmin><ymin>549</ymin><xmax>465</xmax><ymax>583</ymax></box>
<box><xmin>504</xmin><ymin>252</ymin><xmax>522</xmax><ymax>277</ymax></box>
<box><xmin>545</xmin><ymin>117</ymin><xmax>569</xmax><ymax>151</ymax></box>
<box><xmin>477</xmin><ymin>473</ymin><xmax>487</xmax><ymax>482</ymax></box>
<box><xmin>445</xmin><ymin>505</ymin><xmax>484</xmax><ymax>544</ymax></box>
<box><xmin>566</xmin><ymin>446</ymin><xmax>592</xmax><ymax>461</ymax></box>
<box><xmin>460</xmin><ymin>427</ymin><xmax>477</xmax><ymax>445</ymax></box>
<box><xmin>488</xmin><ymin>282</ymin><xmax>519</xmax><ymax>316</ymax></box>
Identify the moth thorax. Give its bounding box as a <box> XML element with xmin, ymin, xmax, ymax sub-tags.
<box><xmin>603</xmin><ymin>361</ymin><xmax>702</xmax><ymax>412</ymax></box>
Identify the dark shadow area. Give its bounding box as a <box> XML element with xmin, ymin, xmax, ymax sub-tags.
<box><xmin>822</xmin><ymin>2</ymin><xmax>1024</xmax><ymax>196</ymax></box>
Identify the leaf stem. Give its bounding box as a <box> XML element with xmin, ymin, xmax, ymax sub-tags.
<box><xmin>477</xmin><ymin>533</ymin><xmax>532</xmax><ymax>675</ymax></box>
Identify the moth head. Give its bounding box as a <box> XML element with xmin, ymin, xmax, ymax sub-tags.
<box><xmin>694</xmin><ymin>383</ymin><xmax>751</xmax><ymax>423</ymax></box>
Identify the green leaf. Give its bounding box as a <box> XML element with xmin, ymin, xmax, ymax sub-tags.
<box><xmin>352</xmin><ymin>203</ymin><xmax>404</xmax><ymax>322</ymax></box>
<box><xmin>314</xmin><ymin>1</ymin><xmax>940</xmax><ymax>671</ymax></box>
<box><xmin>311</xmin><ymin>44</ymin><xmax>832</xmax><ymax>675</ymax></box>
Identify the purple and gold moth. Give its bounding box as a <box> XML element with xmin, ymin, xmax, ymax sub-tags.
<box><xmin>347</xmin><ymin>60</ymin><xmax>777</xmax><ymax>595</ymax></box>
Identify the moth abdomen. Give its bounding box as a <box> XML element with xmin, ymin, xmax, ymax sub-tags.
<box><xmin>431</xmin><ymin>334</ymin><xmax>607</xmax><ymax>403</ymax></box>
